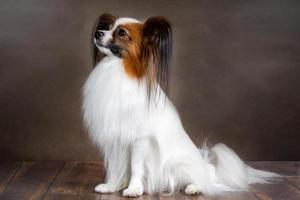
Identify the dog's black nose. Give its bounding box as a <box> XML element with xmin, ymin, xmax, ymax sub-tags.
<box><xmin>94</xmin><ymin>31</ymin><xmax>104</xmax><ymax>39</ymax></box>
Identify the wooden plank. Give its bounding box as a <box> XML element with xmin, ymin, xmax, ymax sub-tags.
<box><xmin>160</xmin><ymin>191</ymin><xmax>258</xmax><ymax>200</ymax></box>
<box><xmin>214</xmin><ymin>191</ymin><xmax>259</xmax><ymax>200</ymax></box>
<box><xmin>45</xmin><ymin>161</ymin><xmax>260</xmax><ymax>200</ymax></box>
<box><xmin>44</xmin><ymin>161</ymin><xmax>160</xmax><ymax>199</ymax></box>
<box><xmin>0</xmin><ymin>161</ymin><xmax>297</xmax><ymax>200</ymax></box>
<box><xmin>45</xmin><ymin>193</ymin><xmax>158</xmax><ymax>200</ymax></box>
<box><xmin>42</xmin><ymin>193</ymin><xmax>100</xmax><ymax>200</ymax></box>
<box><xmin>160</xmin><ymin>192</ymin><xmax>206</xmax><ymax>200</ymax></box>
<box><xmin>101</xmin><ymin>193</ymin><xmax>158</xmax><ymax>200</ymax></box>
<box><xmin>248</xmin><ymin>161</ymin><xmax>300</xmax><ymax>176</ymax></box>
<box><xmin>252</xmin><ymin>181</ymin><xmax>300</xmax><ymax>200</ymax></box>
<box><xmin>46</xmin><ymin>191</ymin><xmax>257</xmax><ymax>200</ymax></box>
<box><xmin>249</xmin><ymin>161</ymin><xmax>300</xmax><ymax>200</ymax></box>
<box><xmin>0</xmin><ymin>161</ymin><xmax>21</xmax><ymax>194</ymax></box>
<box><xmin>43</xmin><ymin>161</ymin><xmax>298</xmax><ymax>200</ymax></box>
<box><xmin>0</xmin><ymin>161</ymin><xmax>64</xmax><ymax>200</ymax></box>
<box><xmin>288</xmin><ymin>176</ymin><xmax>300</xmax><ymax>190</ymax></box>
<box><xmin>44</xmin><ymin>161</ymin><xmax>104</xmax><ymax>200</ymax></box>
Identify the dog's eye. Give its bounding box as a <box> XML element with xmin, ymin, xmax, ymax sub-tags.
<box><xmin>117</xmin><ymin>29</ymin><xmax>127</xmax><ymax>37</ymax></box>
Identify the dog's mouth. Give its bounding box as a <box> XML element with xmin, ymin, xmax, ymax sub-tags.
<box><xmin>94</xmin><ymin>39</ymin><xmax>122</xmax><ymax>58</ymax></box>
<box><xmin>94</xmin><ymin>39</ymin><xmax>108</xmax><ymax>49</ymax></box>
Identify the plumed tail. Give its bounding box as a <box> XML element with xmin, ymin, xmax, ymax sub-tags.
<box><xmin>247</xmin><ymin>166</ymin><xmax>281</xmax><ymax>184</ymax></box>
<box><xmin>210</xmin><ymin>143</ymin><xmax>249</xmax><ymax>189</ymax></box>
<box><xmin>207</xmin><ymin>143</ymin><xmax>280</xmax><ymax>190</ymax></box>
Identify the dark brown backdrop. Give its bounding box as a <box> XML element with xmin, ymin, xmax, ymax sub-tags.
<box><xmin>0</xmin><ymin>0</ymin><xmax>299</xmax><ymax>161</ymax></box>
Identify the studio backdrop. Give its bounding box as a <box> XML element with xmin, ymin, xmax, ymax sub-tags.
<box><xmin>0</xmin><ymin>0</ymin><xmax>299</xmax><ymax>161</ymax></box>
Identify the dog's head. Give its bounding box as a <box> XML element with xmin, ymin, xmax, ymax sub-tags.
<box><xmin>92</xmin><ymin>13</ymin><xmax>172</xmax><ymax>93</ymax></box>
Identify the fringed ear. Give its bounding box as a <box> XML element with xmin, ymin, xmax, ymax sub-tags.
<box><xmin>142</xmin><ymin>16</ymin><xmax>173</xmax><ymax>95</ymax></box>
<box><xmin>92</xmin><ymin>43</ymin><xmax>101</xmax><ymax>67</ymax></box>
<box><xmin>92</xmin><ymin>13</ymin><xmax>117</xmax><ymax>66</ymax></box>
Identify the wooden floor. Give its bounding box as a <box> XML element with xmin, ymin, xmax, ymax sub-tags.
<box><xmin>0</xmin><ymin>161</ymin><xmax>299</xmax><ymax>200</ymax></box>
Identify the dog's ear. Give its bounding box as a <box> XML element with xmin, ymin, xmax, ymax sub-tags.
<box><xmin>142</xmin><ymin>16</ymin><xmax>172</xmax><ymax>94</ymax></box>
<box><xmin>96</xmin><ymin>13</ymin><xmax>117</xmax><ymax>30</ymax></box>
<box><xmin>92</xmin><ymin>13</ymin><xmax>117</xmax><ymax>66</ymax></box>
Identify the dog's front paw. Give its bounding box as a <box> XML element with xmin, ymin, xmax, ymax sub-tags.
<box><xmin>95</xmin><ymin>183</ymin><xmax>115</xmax><ymax>193</ymax></box>
<box><xmin>184</xmin><ymin>184</ymin><xmax>202</xmax><ymax>195</ymax></box>
<box><xmin>122</xmin><ymin>186</ymin><xmax>143</xmax><ymax>197</ymax></box>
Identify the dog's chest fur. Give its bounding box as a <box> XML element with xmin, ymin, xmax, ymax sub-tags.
<box><xmin>82</xmin><ymin>57</ymin><xmax>151</xmax><ymax>144</ymax></box>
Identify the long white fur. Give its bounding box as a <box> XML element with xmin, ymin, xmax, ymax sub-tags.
<box><xmin>82</xmin><ymin>18</ymin><xmax>278</xmax><ymax>197</ymax></box>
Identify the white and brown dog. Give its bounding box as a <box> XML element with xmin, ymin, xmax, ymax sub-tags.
<box><xmin>82</xmin><ymin>13</ymin><xmax>278</xmax><ymax>197</ymax></box>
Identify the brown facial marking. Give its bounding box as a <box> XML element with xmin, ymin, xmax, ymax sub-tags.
<box><xmin>113</xmin><ymin>23</ymin><xmax>146</xmax><ymax>78</ymax></box>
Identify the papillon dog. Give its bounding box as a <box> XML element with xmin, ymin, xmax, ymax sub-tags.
<box><xmin>82</xmin><ymin>13</ymin><xmax>278</xmax><ymax>197</ymax></box>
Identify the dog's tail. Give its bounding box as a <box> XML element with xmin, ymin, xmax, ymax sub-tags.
<box><xmin>203</xmin><ymin>143</ymin><xmax>280</xmax><ymax>191</ymax></box>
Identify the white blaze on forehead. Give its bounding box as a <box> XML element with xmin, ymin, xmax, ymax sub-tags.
<box><xmin>97</xmin><ymin>17</ymin><xmax>142</xmax><ymax>53</ymax></box>
<box><xmin>112</xmin><ymin>18</ymin><xmax>141</xmax><ymax>30</ymax></box>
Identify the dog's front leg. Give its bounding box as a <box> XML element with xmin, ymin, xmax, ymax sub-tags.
<box><xmin>122</xmin><ymin>138</ymin><xmax>149</xmax><ymax>197</ymax></box>
<box><xmin>95</xmin><ymin>148</ymin><xmax>130</xmax><ymax>193</ymax></box>
<box><xmin>95</xmin><ymin>161</ymin><xmax>120</xmax><ymax>193</ymax></box>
